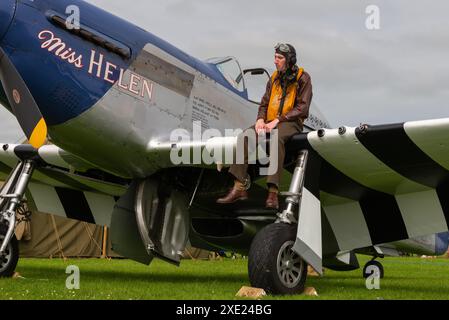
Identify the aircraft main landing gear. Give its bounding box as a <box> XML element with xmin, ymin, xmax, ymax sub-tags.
<box><xmin>0</xmin><ymin>159</ymin><xmax>36</xmax><ymax>277</ymax></box>
<box><xmin>248</xmin><ymin>150</ymin><xmax>310</xmax><ymax>295</ymax></box>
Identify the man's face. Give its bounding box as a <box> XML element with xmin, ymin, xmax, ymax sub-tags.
<box><xmin>274</xmin><ymin>53</ymin><xmax>287</xmax><ymax>72</ymax></box>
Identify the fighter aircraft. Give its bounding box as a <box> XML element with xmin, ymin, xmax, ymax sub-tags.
<box><xmin>1</xmin><ymin>0</ymin><xmax>449</xmax><ymax>295</ymax></box>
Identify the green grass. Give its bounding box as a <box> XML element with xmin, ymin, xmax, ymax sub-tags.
<box><xmin>1</xmin><ymin>255</ymin><xmax>449</xmax><ymax>300</ymax></box>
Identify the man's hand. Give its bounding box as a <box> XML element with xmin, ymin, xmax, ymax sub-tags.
<box><xmin>265</xmin><ymin>119</ymin><xmax>280</xmax><ymax>133</ymax></box>
<box><xmin>255</xmin><ymin>119</ymin><xmax>266</xmax><ymax>135</ymax></box>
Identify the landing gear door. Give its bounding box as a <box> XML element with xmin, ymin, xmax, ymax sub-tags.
<box><xmin>110</xmin><ymin>181</ymin><xmax>154</xmax><ymax>265</ymax></box>
<box><xmin>242</xmin><ymin>68</ymin><xmax>271</xmax><ymax>104</ymax></box>
<box><xmin>135</xmin><ymin>178</ymin><xmax>190</xmax><ymax>266</ymax></box>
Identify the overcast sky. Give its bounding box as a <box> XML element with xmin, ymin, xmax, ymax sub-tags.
<box><xmin>1</xmin><ymin>0</ymin><xmax>449</xmax><ymax>141</ymax></box>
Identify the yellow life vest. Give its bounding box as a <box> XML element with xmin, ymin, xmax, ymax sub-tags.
<box><xmin>266</xmin><ymin>68</ymin><xmax>304</xmax><ymax>121</ymax></box>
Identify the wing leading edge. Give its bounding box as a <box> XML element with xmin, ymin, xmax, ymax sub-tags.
<box><xmin>0</xmin><ymin>143</ymin><xmax>128</xmax><ymax>226</ymax></box>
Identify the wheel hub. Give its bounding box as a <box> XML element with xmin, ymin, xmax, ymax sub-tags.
<box><xmin>277</xmin><ymin>240</ymin><xmax>304</xmax><ymax>288</ymax></box>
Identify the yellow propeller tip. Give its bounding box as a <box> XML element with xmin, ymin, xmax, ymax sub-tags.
<box><xmin>29</xmin><ymin>118</ymin><xmax>47</xmax><ymax>149</ymax></box>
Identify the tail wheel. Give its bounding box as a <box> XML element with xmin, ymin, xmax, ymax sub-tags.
<box><xmin>0</xmin><ymin>234</ymin><xmax>19</xmax><ymax>278</ymax></box>
<box><xmin>248</xmin><ymin>223</ymin><xmax>307</xmax><ymax>295</ymax></box>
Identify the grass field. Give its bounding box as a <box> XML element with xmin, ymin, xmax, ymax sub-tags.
<box><xmin>1</xmin><ymin>255</ymin><xmax>449</xmax><ymax>300</ymax></box>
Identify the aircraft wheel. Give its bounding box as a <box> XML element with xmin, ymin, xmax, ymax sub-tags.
<box><xmin>248</xmin><ymin>223</ymin><xmax>307</xmax><ymax>295</ymax></box>
<box><xmin>363</xmin><ymin>260</ymin><xmax>384</xmax><ymax>279</ymax></box>
<box><xmin>0</xmin><ymin>234</ymin><xmax>19</xmax><ymax>278</ymax></box>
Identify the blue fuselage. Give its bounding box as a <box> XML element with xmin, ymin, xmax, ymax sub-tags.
<box><xmin>0</xmin><ymin>0</ymin><xmax>246</xmax><ymax>126</ymax></box>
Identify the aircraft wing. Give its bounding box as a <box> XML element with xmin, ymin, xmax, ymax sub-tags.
<box><xmin>144</xmin><ymin>118</ymin><xmax>449</xmax><ymax>273</ymax></box>
<box><xmin>0</xmin><ymin>144</ymin><xmax>127</xmax><ymax>226</ymax></box>
<box><xmin>3</xmin><ymin>116</ymin><xmax>449</xmax><ymax>264</ymax></box>
<box><xmin>285</xmin><ymin>117</ymin><xmax>449</xmax><ymax>267</ymax></box>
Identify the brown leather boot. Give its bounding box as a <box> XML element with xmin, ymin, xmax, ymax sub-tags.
<box><xmin>265</xmin><ymin>191</ymin><xmax>279</xmax><ymax>209</ymax></box>
<box><xmin>216</xmin><ymin>188</ymin><xmax>249</xmax><ymax>204</ymax></box>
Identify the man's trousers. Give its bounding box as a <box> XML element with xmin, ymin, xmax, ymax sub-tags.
<box><xmin>228</xmin><ymin>121</ymin><xmax>302</xmax><ymax>188</ymax></box>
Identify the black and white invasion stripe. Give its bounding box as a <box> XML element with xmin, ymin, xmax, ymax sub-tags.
<box><xmin>288</xmin><ymin>118</ymin><xmax>449</xmax><ymax>253</ymax></box>
<box><xmin>26</xmin><ymin>182</ymin><xmax>116</xmax><ymax>226</ymax></box>
<box><xmin>0</xmin><ymin>144</ymin><xmax>125</xmax><ymax>227</ymax></box>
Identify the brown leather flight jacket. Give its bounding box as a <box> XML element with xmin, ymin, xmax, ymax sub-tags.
<box><xmin>257</xmin><ymin>70</ymin><xmax>313</xmax><ymax>130</ymax></box>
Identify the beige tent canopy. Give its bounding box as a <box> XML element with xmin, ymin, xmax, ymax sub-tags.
<box><xmin>17</xmin><ymin>211</ymin><xmax>110</xmax><ymax>258</ymax></box>
<box><xmin>16</xmin><ymin>210</ymin><xmax>210</xmax><ymax>260</ymax></box>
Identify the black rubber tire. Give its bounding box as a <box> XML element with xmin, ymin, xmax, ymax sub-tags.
<box><xmin>248</xmin><ymin>223</ymin><xmax>307</xmax><ymax>295</ymax></box>
<box><xmin>0</xmin><ymin>235</ymin><xmax>19</xmax><ymax>278</ymax></box>
<box><xmin>363</xmin><ymin>260</ymin><xmax>384</xmax><ymax>279</ymax></box>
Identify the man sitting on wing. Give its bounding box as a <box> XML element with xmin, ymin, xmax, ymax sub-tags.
<box><xmin>217</xmin><ymin>43</ymin><xmax>313</xmax><ymax>209</ymax></box>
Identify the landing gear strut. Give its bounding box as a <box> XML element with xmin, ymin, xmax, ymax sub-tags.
<box><xmin>0</xmin><ymin>159</ymin><xmax>36</xmax><ymax>277</ymax></box>
<box><xmin>276</xmin><ymin>150</ymin><xmax>309</xmax><ymax>225</ymax></box>
<box><xmin>248</xmin><ymin>150</ymin><xmax>310</xmax><ymax>295</ymax></box>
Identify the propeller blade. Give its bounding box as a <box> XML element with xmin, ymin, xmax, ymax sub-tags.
<box><xmin>0</xmin><ymin>48</ymin><xmax>47</xmax><ymax>148</ymax></box>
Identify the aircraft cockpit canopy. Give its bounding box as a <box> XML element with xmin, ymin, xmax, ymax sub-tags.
<box><xmin>206</xmin><ymin>56</ymin><xmax>245</xmax><ymax>92</ymax></box>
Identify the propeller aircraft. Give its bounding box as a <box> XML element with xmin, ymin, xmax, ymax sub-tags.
<box><xmin>1</xmin><ymin>0</ymin><xmax>449</xmax><ymax>295</ymax></box>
